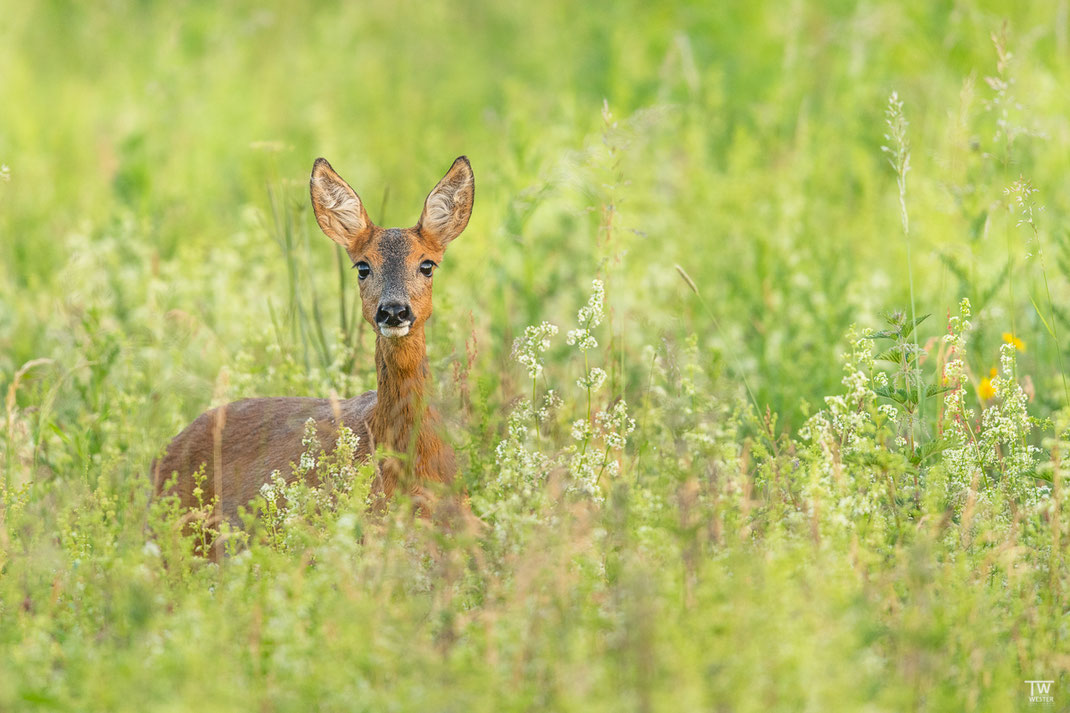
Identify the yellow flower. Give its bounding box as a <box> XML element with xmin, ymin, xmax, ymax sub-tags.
<box><xmin>1002</xmin><ymin>332</ymin><xmax>1025</xmax><ymax>351</ymax></box>
<box><xmin>979</xmin><ymin>367</ymin><xmax>997</xmax><ymax>401</ymax></box>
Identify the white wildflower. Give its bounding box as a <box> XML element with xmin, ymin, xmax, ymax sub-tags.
<box><xmin>536</xmin><ymin>390</ymin><xmax>562</xmax><ymax>422</ymax></box>
<box><xmin>566</xmin><ymin>328</ymin><xmax>598</xmax><ymax>352</ymax></box>
<box><xmin>577</xmin><ymin>366</ymin><xmax>607</xmax><ymax>392</ymax></box>
<box><xmin>570</xmin><ymin>418</ymin><xmax>593</xmax><ymax>443</ymax></box>
<box><xmin>296</xmin><ymin>418</ymin><xmax>320</xmax><ymax>475</ymax></box>
<box><xmin>942</xmin><ymin>299</ymin><xmax>983</xmax><ymax>496</ymax></box>
<box><xmin>567</xmin><ymin>279</ymin><xmax>605</xmax><ymax>352</ymax></box>
<box><xmin>877</xmin><ymin>403</ymin><xmax>899</xmax><ymax>420</ymax></box>
<box><xmin>566</xmin><ymin>449</ymin><xmax>602</xmax><ymax>502</ymax></box>
<box><xmin>512</xmin><ymin>321</ymin><xmax>558</xmax><ymax>379</ymax></box>
<box><xmin>595</xmin><ymin>400</ymin><xmax>636</xmax><ymax>451</ymax></box>
<box><xmin>801</xmin><ymin>326</ymin><xmax>876</xmax><ymax>452</ymax></box>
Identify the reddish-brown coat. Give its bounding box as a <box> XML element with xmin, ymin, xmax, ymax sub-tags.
<box><xmin>153</xmin><ymin>156</ymin><xmax>474</xmax><ymax>550</ymax></box>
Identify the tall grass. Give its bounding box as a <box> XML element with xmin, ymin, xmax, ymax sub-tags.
<box><xmin>2</xmin><ymin>1</ymin><xmax>1070</xmax><ymax>711</ymax></box>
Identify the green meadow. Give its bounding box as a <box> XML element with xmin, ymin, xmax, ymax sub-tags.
<box><xmin>2</xmin><ymin>0</ymin><xmax>1070</xmax><ymax>710</ymax></box>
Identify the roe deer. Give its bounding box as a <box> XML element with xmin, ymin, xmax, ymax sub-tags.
<box><xmin>153</xmin><ymin>156</ymin><xmax>474</xmax><ymax>549</ymax></box>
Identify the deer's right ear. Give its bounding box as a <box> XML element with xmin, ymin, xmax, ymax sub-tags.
<box><xmin>310</xmin><ymin>158</ymin><xmax>373</xmax><ymax>251</ymax></box>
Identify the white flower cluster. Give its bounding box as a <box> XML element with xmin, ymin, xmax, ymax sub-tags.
<box><xmin>941</xmin><ymin>299</ymin><xmax>982</xmax><ymax>495</ymax></box>
<box><xmin>326</xmin><ymin>424</ymin><xmax>361</xmax><ymax>495</ymax></box>
<box><xmin>877</xmin><ymin>403</ymin><xmax>899</xmax><ymax>421</ymax></box>
<box><xmin>259</xmin><ymin>469</ymin><xmax>298</xmax><ymax>550</ymax></box>
<box><xmin>512</xmin><ymin>321</ymin><xmax>558</xmax><ymax>380</ymax></box>
<box><xmin>564</xmin><ymin>401</ymin><xmax>636</xmax><ymax>501</ymax></box>
<box><xmin>254</xmin><ymin>418</ymin><xmax>366</xmax><ymax>553</ymax></box>
<box><xmin>494</xmin><ymin>394</ymin><xmax>555</xmax><ymax>495</ymax></box>
<box><xmin>940</xmin><ymin>300</ymin><xmax>1041</xmax><ymax>508</ymax></box>
<box><xmin>566</xmin><ymin>279</ymin><xmax>605</xmax><ymax>352</ymax></box>
<box><xmin>258</xmin><ymin>471</ymin><xmax>287</xmax><ymax>504</ymax></box>
<box><xmin>596</xmin><ymin>400</ymin><xmax>636</xmax><ymax>451</ymax></box>
<box><xmin>565</xmin><ymin>413</ymin><xmax>601</xmax><ymax>500</ymax></box>
<box><xmin>978</xmin><ymin>343</ymin><xmax>1038</xmax><ymax>503</ymax></box>
<box><xmin>298</xmin><ymin>418</ymin><xmax>320</xmax><ymax>475</ymax></box>
<box><xmin>537</xmin><ymin>389</ymin><xmax>562</xmax><ymax>422</ymax></box>
<box><xmin>494</xmin><ymin>277</ymin><xmax>634</xmax><ymax>508</ymax></box>
<box><xmin>570</xmin><ymin>418</ymin><xmax>593</xmax><ymax>443</ymax></box>
<box><xmin>566</xmin><ymin>449</ymin><xmax>602</xmax><ymax>501</ymax></box>
<box><xmin>577</xmin><ymin>366</ymin><xmax>607</xmax><ymax>392</ymax></box>
<box><xmin>799</xmin><ymin>327</ymin><xmax>876</xmax><ymax>452</ymax></box>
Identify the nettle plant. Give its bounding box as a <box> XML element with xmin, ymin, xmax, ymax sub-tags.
<box><xmin>495</xmin><ymin>279</ymin><xmax>636</xmax><ymax>510</ymax></box>
<box><xmin>865</xmin><ymin>311</ymin><xmax>951</xmax><ymax>461</ymax></box>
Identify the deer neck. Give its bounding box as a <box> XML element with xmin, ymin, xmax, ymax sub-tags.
<box><xmin>370</xmin><ymin>327</ymin><xmax>430</xmax><ymax>453</ymax></box>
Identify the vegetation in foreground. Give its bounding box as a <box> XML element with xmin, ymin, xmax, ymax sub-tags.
<box><xmin>2</xmin><ymin>1</ymin><xmax>1069</xmax><ymax>710</ymax></box>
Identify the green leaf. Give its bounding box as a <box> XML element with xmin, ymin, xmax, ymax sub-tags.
<box><xmin>873</xmin><ymin>385</ymin><xmax>906</xmax><ymax>404</ymax></box>
<box><xmin>938</xmin><ymin>252</ymin><xmax>970</xmax><ymax>286</ymax></box>
<box><xmin>979</xmin><ymin>260</ymin><xmax>1011</xmax><ymax>309</ymax></box>
<box><xmin>881</xmin><ymin>311</ymin><xmax>905</xmax><ymax>328</ymax></box>
<box><xmin>909</xmin><ymin>437</ymin><xmax>950</xmax><ymax>465</ymax></box>
<box><xmin>968</xmin><ymin>210</ymin><xmax>988</xmax><ymax>242</ymax></box>
<box><xmin>49</xmin><ymin>421</ymin><xmax>71</xmax><ymax>445</ymax></box>
<box><xmin>875</xmin><ymin>346</ymin><xmax>905</xmax><ymax>364</ymax></box>
<box><xmin>1030</xmin><ymin>468</ymin><xmax>1054</xmax><ymax>484</ymax></box>
<box><xmin>925</xmin><ymin>384</ymin><xmax>953</xmax><ymax>398</ymax></box>
<box><xmin>875</xmin><ymin>343</ymin><xmax>924</xmax><ymax>364</ymax></box>
<box><xmin>900</xmin><ymin>313</ymin><xmax>931</xmax><ymax>339</ymax></box>
<box><xmin>1029</xmin><ymin>291</ymin><xmax>1056</xmax><ymax>339</ymax></box>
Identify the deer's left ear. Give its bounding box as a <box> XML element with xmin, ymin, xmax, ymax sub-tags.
<box><xmin>417</xmin><ymin>156</ymin><xmax>474</xmax><ymax>249</ymax></box>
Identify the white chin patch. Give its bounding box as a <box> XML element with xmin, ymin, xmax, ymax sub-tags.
<box><xmin>379</xmin><ymin>324</ymin><xmax>411</xmax><ymax>338</ymax></box>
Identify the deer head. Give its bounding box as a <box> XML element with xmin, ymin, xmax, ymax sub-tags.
<box><xmin>309</xmin><ymin>156</ymin><xmax>474</xmax><ymax>338</ymax></box>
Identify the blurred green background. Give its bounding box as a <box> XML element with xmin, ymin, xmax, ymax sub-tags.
<box><xmin>4</xmin><ymin>0</ymin><xmax>1068</xmax><ymax>428</ymax></box>
<box><xmin>2</xmin><ymin>0</ymin><xmax>1070</xmax><ymax>710</ymax></box>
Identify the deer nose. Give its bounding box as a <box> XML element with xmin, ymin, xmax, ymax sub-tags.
<box><xmin>376</xmin><ymin>302</ymin><xmax>411</xmax><ymax>327</ymax></box>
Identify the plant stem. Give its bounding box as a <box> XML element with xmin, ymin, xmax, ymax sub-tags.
<box><xmin>532</xmin><ymin>375</ymin><xmax>540</xmax><ymax>445</ymax></box>
<box><xmin>1031</xmin><ymin>221</ymin><xmax>1070</xmax><ymax>410</ymax></box>
<box><xmin>580</xmin><ymin>328</ymin><xmax>593</xmax><ymax>456</ymax></box>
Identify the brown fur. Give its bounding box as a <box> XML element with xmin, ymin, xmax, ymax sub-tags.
<box><xmin>153</xmin><ymin>157</ymin><xmax>474</xmax><ymax>551</ymax></box>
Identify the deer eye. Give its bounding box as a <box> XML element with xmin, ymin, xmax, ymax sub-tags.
<box><xmin>419</xmin><ymin>260</ymin><xmax>436</xmax><ymax>277</ymax></box>
<box><xmin>354</xmin><ymin>262</ymin><xmax>371</xmax><ymax>280</ymax></box>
